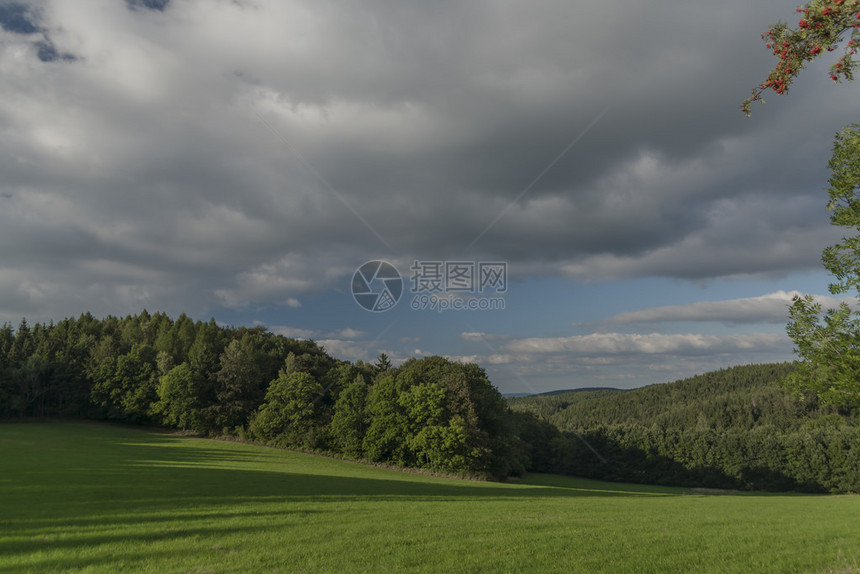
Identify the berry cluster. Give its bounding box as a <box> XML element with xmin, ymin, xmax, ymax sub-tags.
<box><xmin>742</xmin><ymin>0</ymin><xmax>860</xmax><ymax>115</ymax></box>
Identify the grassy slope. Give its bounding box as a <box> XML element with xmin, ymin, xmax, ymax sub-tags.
<box><xmin>1</xmin><ymin>421</ymin><xmax>859</xmax><ymax>573</ymax></box>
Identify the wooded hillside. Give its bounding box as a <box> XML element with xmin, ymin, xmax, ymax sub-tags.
<box><xmin>509</xmin><ymin>363</ymin><xmax>860</xmax><ymax>492</ymax></box>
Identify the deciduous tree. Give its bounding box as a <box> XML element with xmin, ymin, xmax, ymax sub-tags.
<box><xmin>785</xmin><ymin>125</ymin><xmax>860</xmax><ymax>407</ymax></box>
<box><xmin>743</xmin><ymin>2</ymin><xmax>860</xmax><ymax>406</ymax></box>
<box><xmin>152</xmin><ymin>362</ymin><xmax>208</xmax><ymax>431</ymax></box>
<box><xmin>250</xmin><ymin>371</ymin><xmax>325</xmax><ymax>448</ymax></box>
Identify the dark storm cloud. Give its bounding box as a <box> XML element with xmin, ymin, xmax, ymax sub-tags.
<box><xmin>0</xmin><ymin>0</ymin><xmax>855</xmax><ymax>321</ymax></box>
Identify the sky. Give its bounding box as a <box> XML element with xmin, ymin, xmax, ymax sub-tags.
<box><xmin>0</xmin><ymin>0</ymin><xmax>858</xmax><ymax>394</ymax></box>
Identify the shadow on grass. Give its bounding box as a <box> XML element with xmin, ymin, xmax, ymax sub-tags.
<box><xmin>0</xmin><ymin>421</ymin><xmax>810</xmax><ymax>573</ymax></box>
<box><xmin>2</xmin><ymin>421</ymin><xmax>682</xmax><ymax>509</ymax></box>
<box><xmin>0</xmin><ymin>421</ymin><xmax>672</xmax><ymax>571</ymax></box>
<box><xmin>0</xmin><ymin>510</ymin><xmax>320</xmax><ymax>560</ymax></box>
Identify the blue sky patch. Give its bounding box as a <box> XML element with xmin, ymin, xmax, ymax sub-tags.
<box><xmin>0</xmin><ymin>3</ymin><xmax>39</xmax><ymax>34</ymax></box>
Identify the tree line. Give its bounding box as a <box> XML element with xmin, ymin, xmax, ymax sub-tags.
<box><xmin>0</xmin><ymin>312</ymin><xmax>528</xmax><ymax>479</ymax></box>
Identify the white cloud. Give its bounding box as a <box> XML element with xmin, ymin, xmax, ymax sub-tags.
<box><xmin>316</xmin><ymin>339</ymin><xmax>376</xmax><ymax>361</ymax></box>
<box><xmin>459</xmin><ymin>331</ymin><xmax>511</xmax><ymax>342</ymax></box>
<box><xmin>501</xmin><ymin>332</ymin><xmax>788</xmax><ymax>357</ymax></box>
<box><xmin>447</xmin><ymin>354</ymin><xmax>480</xmax><ymax>364</ymax></box>
<box><xmin>601</xmin><ymin>290</ymin><xmax>855</xmax><ymax>326</ymax></box>
<box><xmin>269</xmin><ymin>325</ymin><xmax>317</xmax><ymax>339</ymax></box>
<box><xmin>327</xmin><ymin>328</ymin><xmax>365</xmax><ymax>339</ymax></box>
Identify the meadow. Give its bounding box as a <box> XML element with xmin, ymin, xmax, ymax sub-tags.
<box><xmin>1</xmin><ymin>421</ymin><xmax>858</xmax><ymax>573</ymax></box>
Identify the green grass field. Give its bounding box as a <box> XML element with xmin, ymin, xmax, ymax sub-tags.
<box><xmin>1</xmin><ymin>422</ymin><xmax>858</xmax><ymax>573</ymax></box>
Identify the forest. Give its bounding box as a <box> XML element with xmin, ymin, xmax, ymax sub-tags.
<box><xmin>0</xmin><ymin>311</ymin><xmax>526</xmax><ymax>479</ymax></box>
<box><xmin>1</xmin><ymin>311</ymin><xmax>859</xmax><ymax>491</ymax></box>
<box><xmin>509</xmin><ymin>363</ymin><xmax>860</xmax><ymax>492</ymax></box>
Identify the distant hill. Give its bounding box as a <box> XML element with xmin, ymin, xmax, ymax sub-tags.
<box><xmin>508</xmin><ymin>363</ymin><xmax>798</xmax><ymax>428</ymax></box>
<box><xmin>536</xmin><ymin>387</ymin><xmax>626</xmax><ymax>396</ymax></box>
<box><xmin>508</xmin><ymin>386</ymin><xmax>627</xmax><ymax>419</ymax></box>
<box><xmin>507</xmin><ymin>362</ymin><xmax>860</xmax><ymax>493</ymax></box>
<box><xmin>503</xmin><ymin>387</ymin><xmax>625</xmax><ymax>398</ymax></box>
